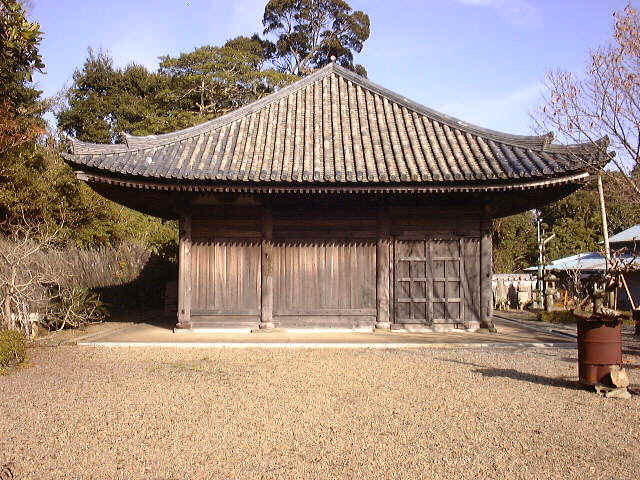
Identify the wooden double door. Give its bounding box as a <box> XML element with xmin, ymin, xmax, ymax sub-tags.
<box><xmin>393</xmin><ymin>238</ymin><xmax>480</xmax><ymax>327</ymax></box>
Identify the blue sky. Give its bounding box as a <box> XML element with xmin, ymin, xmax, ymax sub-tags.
<box><xmin>30</xmin><ymin>0</ymin><xmax>628</xmax><ymax>135</ymax></box>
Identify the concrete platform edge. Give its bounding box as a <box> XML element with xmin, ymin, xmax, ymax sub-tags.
<box><xmin>77</xmin><ymin>341</ymin><xmax>577</xmax><ymax>349</ymax></box>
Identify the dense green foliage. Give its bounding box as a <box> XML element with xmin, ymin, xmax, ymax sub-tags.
<box><xmin>540</xmin><ymin>174</ymin><xmax>640</xmax><ymax>260</ymax></box>
<box><xmin>0</xmin><ymin>0</ymin><xmax>46</xmax><ymax>155</ymax></box>
<box><xmin>263</xmin><ymin>0</ymin><xmax>370</xmax><ymax>76</ymax></box>
<box><xmin>492</xmin><ymin>173</ymin><xmax>640</xmax><ymax>273</ymax></box>
<box><xmin>59</xmin><ymin>38</ymin><xmax>297</xmax><ymax>144</ymax></box>
<box><xmin>159</xmin><ymin>36</ymin><xmax>296</xmax><ymax>117</ymax></box>
<box><xmin>0</xmin><ymin>134</ymin><xmax>178</xmax><ymax>249</ymax></box>
<box><xmin>492</xmin><ymin>212</ymin><xmax>537</xmax><ymax>273</ymax></box>
<box><xmin>57</xmin><ymin>49</ymin><xmax>197</xmax><ymax>144</ymax></box>
<box><xmin>0</xmin><ymin>329</ymin><xmax>26</xmax><ymax>370</ymax></box>
<box><xmin>536</xmin><ymin>311</ymin><xmax>577</xmax><ymax>324</ymax></box>
<box><xmin>0</xmin><ymin>0</ymin><xmax>44</xmax><ymax>110</ymax></box>
<box><xmin>0</xmin><ymin>0</ymin><xmax>43</xmax><ymax>86</ymax></box>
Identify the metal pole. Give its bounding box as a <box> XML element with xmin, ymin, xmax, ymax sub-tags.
<box><xmin>536</xmin><ymin>218</ymin><xmax>543</xmax><ymax>308</ymax></box>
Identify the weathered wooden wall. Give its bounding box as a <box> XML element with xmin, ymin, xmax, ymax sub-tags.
<box><xmin>190</xmin><ymin>240</ymin><xmax>261</xmax><ymax>316</ymax></box>
<box><xmin>176</xmin><ymin>214</ymin><xmax>191</xmax><ymax>329</ymax></box>
<box><xmin>189</xmin><ymin>207</ymin><xmax>262</xmax><ymax>328</ymax></box>
<box><xmin>272</xmin><ymin>241</ymin><xmax>376</xmax><ymax>327</ymax></box>
<box><xmin>271</xmin><ymin>206</ymin><xmax>377</xmax><ymax>328</ymax></box>
<box><xmin>178</xmin><ymin>201</ymin><xmax>489</xmax><ymax>330</ymax></box>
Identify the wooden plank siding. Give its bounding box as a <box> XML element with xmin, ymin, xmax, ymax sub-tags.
<box><xmin>190</xmin><ymin>209</ymin><xmax>262</xmax><ymax>328</ymax></box>
<box><xmin>182</xmin><ymin>203</ymin><xmax>487</xmax><ymax>330</ymax></box>
<box><xmin>176</xmin><ymin>213</ymin><xmax>192</xmax><ymax>329</ymax></box>
<box><xmin>480</xmin><ymin>220</ymin><xmax>495</xmax><ymax>330</ymax></box>
<box><xmin>260</xmin><ymin>208</ymin><xmax>274</xmax><ymax>328</ymax></box>
<box><xmin>271</xmin><ymin>207</ymin><xmax>377</xmax><ymax>328</ymax></box>
<box><xmin>272</xmin><ymin>241</ymin><xmax>376</xmax><ymax>327</ymax></box>
<box><xmin>376</xmin><ymin>209</ymin><xmax>391</xmax><ymax>328</ymax></box>
<box><xmin>190</xmin><ymin>240</ymin><xmax>261</xmax><ymax>316</ymax></box>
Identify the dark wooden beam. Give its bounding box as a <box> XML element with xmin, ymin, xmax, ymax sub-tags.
<box><xmin>176</xmin><ymin>213</ymin><xmax>192</xmax><ymax>329</ymax></box>
<box><xmin>260</xmin><ymin>207</ymin><xmax>274</xmax><ymax>329</ymax></box>
<box><xmin>376</xmin><ymin>208</ymin><xmax>391</xmax><ymax>329</ymax></box>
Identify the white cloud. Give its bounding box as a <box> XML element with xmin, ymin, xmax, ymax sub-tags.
<box><xmin>452</xmin><ymin>0</ymin><xmax>541</xmax><ymax>28</ymax></box>
<box><xmin>436</xmin><ymin>82</ymin><xmax>544</xmax><ymax>134</ymax></box>
<box><xmin>111</xmin><ymin>38</ymin><xmax>161</xmax><ymax>71</ymax></box>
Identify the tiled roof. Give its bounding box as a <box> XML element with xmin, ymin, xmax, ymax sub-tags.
<box><xmin>63</xmin><ymin>62</ymin><xmax>607</xmax><ymax>185</ymax></box>
<box><xmin>524</xmin><ymin>252</ymin><xmax>640</xmax><ymax>272</ymax></box>
<box><xmin>608</xmin><ymin>224</ymin><xmax>640</xmax><ymax>244</ymax></box>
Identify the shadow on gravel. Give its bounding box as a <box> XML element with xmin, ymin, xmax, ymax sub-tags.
<box><xmin>438</xmin><ymin>358</ymin><xmax>586</xmax><ymax>391</ymax></box>
<box><xmin>439</xmin><ymin>356</ymin><xmax>640</xmax><ymax>392</ymax></box>
<box><xmin>557</xmin><ymin>359</ymin><xmax>640</xmax><ymax>370</ymax></box>
<box><xmin>474</xmin><ymin>367</ymin><xmax>586</xmax><ymax>391</ymax></box>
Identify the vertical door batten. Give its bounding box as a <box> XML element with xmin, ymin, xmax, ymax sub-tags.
<box><xmin>260</xmin><ymin>208</ymin><xmax>274</xmax><ymax>328</ymax></box>
<box><xmin>376</xmin><ymin>209</ymin><xmax>391</xmax><ymax>329</ymax></box>
<box><xmin>177</xmin><ymin>213</ymin><xmax>192</xmax><ymax>329</ymax></box>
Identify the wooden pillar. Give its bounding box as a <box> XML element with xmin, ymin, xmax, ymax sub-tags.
<box><xmin>480</xmin><ymin>220</ymin><xmax>496</xmax><ymax>332</ymax></box>
<box><xmin>176</xmin><ymin>213</ymin><xmax>192</xmax><ymax>329</ymax></box>
<box><xmin>260</xmin><ymin>207</ymin><xmax>274</xmax><ymax>329</ymax></box>
<box><xmin>376</xmin><ymin>208</ymin><xmax>391</xmax><ymax>329</ymax></box>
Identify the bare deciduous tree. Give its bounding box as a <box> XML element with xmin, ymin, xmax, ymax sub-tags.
<box><xmin>0</xmin><ymin>213</ymin><xmax>67</xmax><ymax>336</ymax></box>
<box><xmin>0</xmin><ymin>212</ymin><xmax>110</xmax><ymax>337</ymax></box>
<box><xmin>533</xmin><ymin>2</ymin><xmax>640</xmax><ymax>205</ymax></box>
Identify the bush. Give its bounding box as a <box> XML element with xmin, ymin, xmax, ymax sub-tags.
<box><xmin>0</xmin><ymin>330</ymin><xmax>26</xmax><ymax>370</ymax></box>
<box><xmin>46</xmin><ymin>286</ymin><xmax>108</xmax><ymax>330</ymax></box>
<box><xmin>537</xmin><ymin>311</ymin><xmax>577</xmax><ymax>324</ymax></box>
<box><xmin>538</xmin><ymin>309</ymin><xmax>635</xmax><ymax>326</ymax></box>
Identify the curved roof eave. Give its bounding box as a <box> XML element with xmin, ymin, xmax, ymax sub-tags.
<box><xmin>72</xmin><ymin>168</ymin><xmax>589</xmax><ymax>194</ymax></box>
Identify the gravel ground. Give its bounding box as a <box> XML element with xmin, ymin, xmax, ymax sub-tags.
<box><xmin>1</xmin><ymin>345</ymin><xmax>639</xmax><ymax>480</ymax></box>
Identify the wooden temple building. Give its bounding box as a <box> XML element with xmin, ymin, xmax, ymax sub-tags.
<box><xmin>62</xmin><ymin>62</ymin><xmax>606</xmax><ymax>332</ymax></box>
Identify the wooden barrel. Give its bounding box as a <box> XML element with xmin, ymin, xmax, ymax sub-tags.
<box><xmin>577</xmin><ymin>318</ymin><xmax>623</xmax><ymax>386</ymax></box>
